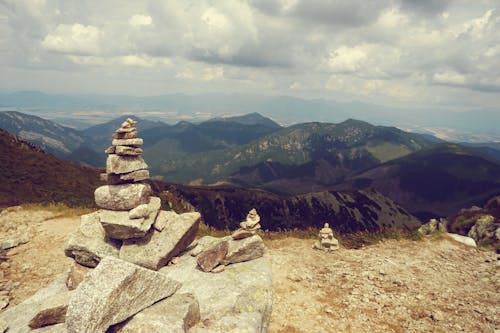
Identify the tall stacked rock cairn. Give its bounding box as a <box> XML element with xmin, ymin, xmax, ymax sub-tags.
<box><xmin>0</xmin><ymin>118</ymin><xmax>272</xmax><ymax>333</ymax></box>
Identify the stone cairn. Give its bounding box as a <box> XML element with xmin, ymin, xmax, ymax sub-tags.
<box><xmin>0</xmin><ymin>119</ymin><xmax>270</xmax><ymax>333</ymax></box>
<box><xmin>313</xmin><ymin>223</ymin><xmax>339</xmax><ymax>252</ymax></box>
<box><xmin>64</xmin><ymin>118</ymin><xmax>201</xmax><ymax>270</ymax></box>
<box><xmin>195</xmin><ymin>208</ymin><xmax>265</xmax><ymax>273</ymax></box>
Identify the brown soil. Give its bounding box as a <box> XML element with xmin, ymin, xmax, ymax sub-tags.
<box><xmin>1</xmin><ymin>206</ymin><xmax>499</xmax><ymax>332</ymax></box>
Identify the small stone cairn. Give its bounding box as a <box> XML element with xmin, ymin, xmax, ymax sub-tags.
<box><xmin>64</xmin><ymin>118</ymin><xmax>201</xmax><ymax>270</ymax></box>
<box><xmin>313</xmin><ymin>223</ymin><xmax>339</xmax><ymax>252</ymax></box>
<box><xmin>195</xmin><ymin>208</ymin><xmax>265</xmax><ymax>273</ymax></box>
<box><xmin>231</xmin><ymin>208</ymin><xmax>261</xmax><ymax>240</ymax></box>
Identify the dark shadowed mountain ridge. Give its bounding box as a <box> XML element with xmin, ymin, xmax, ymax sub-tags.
<box><xmin>157</xmin><ymin>183</ymin><xmax>421</xmax><ymax>232</ymax></box>
<box><xmin>332</xmin><ymin>144</ymin><xmax>500</xmax><ymax>220</ymax></box>
<box><xmin>0</xmin><ymin>128</ymin><xmax>103</xmax><ymax>207</ymax></box>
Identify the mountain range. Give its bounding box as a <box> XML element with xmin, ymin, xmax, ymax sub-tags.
<box><xmin>1</xmin><ymin>110</ymin><xmax>499</xmax><ymax>219</ymax></box>
<box><xmin>0</xmin><ymin>127</ymin><xmax>420</xmax><ymax>232</ymax></box>
<box><xmin>1</xmin><ymin>91</ymin><xmax>499</xmax><ymax>141</ymax></box>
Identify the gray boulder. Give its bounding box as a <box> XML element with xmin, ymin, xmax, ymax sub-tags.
<box><xmin>94</xmin><ymin>183</ymin><xmax>151</xmax><ymax>211</ymax></box>
<box><xmin>106</xmin><ymin>155</ymin><xmax>148</xmax><ymax>175</ymax></box>
<box><xmin>160</xmin><ymin>237</ymin><xmax>273</xmax><ymax>333</ymax></box>
<box><xmin>129</xmin><ymin>196</ymin><xmax>161</xmax><ymax>219</ymax></box>
<box><xmin>468</xmin><ymin>214</ymin><xmax>499</xmax><ymax>245</ymax></box>
<box><xmin>120</xmin><ymin>211</ymin><xmax>200</xmax><ymax>270</ymax></box>
<box><xmin>66</xmin><ymin>256</ymin><xmax>181</xmax><ymax>333</ymax></box>
<box><xmin>0</xmin><ymin>274</ymin><xmax>67</xmax><ymax>333</ymax></box>
<box><xmin>111</xmin><ymin>293</ymin><xmax>200</xmax><ymax>333</ymax></box>
<box><xmin>99</xmin><ymin>210</ymin><xmax>150</xmax><ymax>240</ymax></box>
<box><xmin>197</xmin><ymin>241</ymin><xmax>229</xmax><ymax>272</ymax></box>
<box><xmin>28</xmin><ymin>290</ymin><xmax>73</xmax><ymax>329</ymax></box>
<box><xmin>66</xmin><ymin>262</ymin><xmax>92</xmax><ymax>290</ymax></box>
<box><xmin>418</xmin><ymin>218</ymin><xmax>448</xmax><ymax>236</ymax></box>
<box><xmin>224</xmin><ymin>235</ymin><xmax>265</xmax><ymax>265</ymax></box>
<box><xmin>64</xmin><ymin>212</ymin><xmax>121</xmax><ymax>267</ymax></box>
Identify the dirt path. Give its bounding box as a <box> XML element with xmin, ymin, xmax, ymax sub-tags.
<box><xmin>1</xmin><ymin>207</ymin><xmax>499</xmax><ymax>332</ymax></box>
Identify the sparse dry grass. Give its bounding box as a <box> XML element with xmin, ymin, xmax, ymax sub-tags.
<box><xmin>21</xmin><ymin>202</ymin><xmax>94</xmax><ymax>217</ymax></box>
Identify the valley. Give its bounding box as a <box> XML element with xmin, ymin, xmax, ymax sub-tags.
<box><xmin>1</xmin><ymin>110</ymin><xmax>499</xmax><ymax>220</ymax></box>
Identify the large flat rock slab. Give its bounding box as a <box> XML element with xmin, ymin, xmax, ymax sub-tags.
<box><xmin>94</xmin><ymin>183</ymin><xmax>151</xmax><ymax>211</ymax></box>
<box><xmin>66</xmin><ymin>256</ymin><xmax>181</xmax><ymax>333</ymax></box>
<box><xmin>99</xmin><ymin>210</ymin><xmax>148</xmax><ymax>240</ymax></box>
<box><xmin>111</xmin><ymin>293</ymin><xmax>200</xmax><ymax>333</ymax></box>
<box><xmin>64</xmin><ymin>212</ymin><xmax>121</xmax><ymax>267</ymax></box>
<box><xmin>160</xmin><ymin>236</ymin><xmax>273</xmax><ymax>333</ymax></box>
<box><xmin>0</xmin><ymin>274</ymin><xmax>68</xmax><ymax>333</ymax></box>
<box><xmin>120</xmin><ymin>211</ymin><xmax>200</xmax><ymax>270</ymax></box>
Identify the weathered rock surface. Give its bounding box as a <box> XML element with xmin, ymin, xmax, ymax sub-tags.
<box><xmin>111</xmin><ymin>293</ymin><xmax>200</xmax><ymax>333</ymax></box>
<box><xmin>112</xmin><ymin>131</ymin><xmax>137</xmax><ymax>140</ymax></box>
<box><xmin>152</xmin><ymin>210</ymin><xmax>175</xmax><ymax>232</ymax></box>
<box><xmin>1</xmin><ymin>239</ymin><xmax>21</xmax><ymax>250</ymax></box>
<box><xmin>66</xmin><ymin>256</ymin><xmax>181</xmax><ymax>333</ymax></box>
<box><xmin>64</xmin><ymin>212</ymin><xmax>121</xmax><ymax>267</ymax></box>
<box><xmin>197</xmin><ymin>241</ymin><xmax>229</xmax><ymax>272</ymax></box>
<box><xmin>231</xmin><ymin>229</ymin><xmax>255</xmax><ymax>240</ymax></box>
<box><xmin>468</xmin><ymin>214</ymin><xmax>499</xmax><ymax>245</ymax></box>
<box><xmin>0</xmin><ymin>274</ymin><xmax>67</xmax><ymax>333</ymax></box>
<box><xmin>448</xmin><ymin>233</ymin><xmax>477</xmax><ymax>247</ymax></box>
<box><xmin>129</xmin><ymin>196</ymin><xmax>161</xmax><ymax>219</ymax></box>
<box><xmin>120</xmin><ymin>212</ymin><xmax>200</xmax><ymax>270</ymax></box>
<box><xmin>28</xmin><ymin>290</ymin><xmax>72</xmax><ymax>329</ymax></box>
<box><xmin>128</xmin><ymin>204</ymin><xmax>149</xmax><ymax>219</ymax></box>
<box><xmin>106</xmin><ymin>155</ymin><xmax>148</xmax><ymax>175</ymax></box>
<box><xmin>160</xmin><ymin>237</ymin><xmax>273</xmax><ymax>333</ymax></box>
<box><xmin>419</xmin><ymin>218</ymin><xmax>448</xmax><ymax>235</ymax></box>
<box><xmin>0</xmin><ymin>319</ymin><xmax>6</xmax><ymax>333</ymax></box>
<box><xmin>66</xmin><ymin>262</ymin><xmax>92</xmax><ymax>290</ymax></box>
<box><xmin>111</xmin><ymin>138</ymin><xmax>143</xmax><ymax>147</ymax></box>
<box><xmin>224</xmin><ymin>235</ymin><xmax>265</xmax><ymax>265</ymax></box>
<box><xmin>99</xmin><ymin>210</ymin><xmax>148</xmax><ymax>240</ymax></box>
<box><xmin>31</xmin><ymin>323</ymin><xmax>66</xmax><ymax>332</ymax></box>
<box><xmin>94</xmin><ymin>183</ymin><xmax>151</xmax><ymax>211</ymax></box>
<box><xmin>104</xmin><ymin>170</ymin><xmax>150</xmax><ymax>184</ymax></box>
<box><xmin>115</xmin><ymin>146</ymin><xmax>142</xmax><ymax>156</ymax></box>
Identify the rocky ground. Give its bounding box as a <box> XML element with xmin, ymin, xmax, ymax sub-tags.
<box><xmin>1</xmin><ymin>206</ymin><xmax>499</xmax><ymax>332</ymax></box>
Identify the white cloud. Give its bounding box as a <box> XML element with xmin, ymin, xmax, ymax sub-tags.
<box><xmin>0</xmin><ymin>0</ymin><xmax>499</xmax><ymax>110</ymax></box>
<box><xmin>433</xmin><ymin>71</ymin><xmax>466</xmax><ymax>85</ymax></box>
<box><xmin>129</xmin><ymin>14</ymin><xmax>152</xmax><ymax>27</ymax></box>
<box><xmin>327</xmin><ymin>45</ymin><xmax>367</xmax><ymax>73</ymax></box>
<box><xmin>42</xmin><ymin>23</ymin><xmax>100</xmax><ymax>55</ymax></box>
<box><xmin>68</xmin><ymin>54</ymin><xmax>171</xmax><ymax>67</ymax></box>
<box><xmin>202</xmin><ymin>66</ymin><xmax>224</xmax><ymax>81</ymax></box>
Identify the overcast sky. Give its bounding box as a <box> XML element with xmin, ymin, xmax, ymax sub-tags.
<box><xmin>1</xmin><ymin>0</ymin><xmax>499</xmax><ymax>111</ymax></box>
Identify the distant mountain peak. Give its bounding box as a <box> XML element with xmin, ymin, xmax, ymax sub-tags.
<box><xmin>204</xmin><ymin>112</ymin><xmax>281</xmax><ymax>129</ymax></box>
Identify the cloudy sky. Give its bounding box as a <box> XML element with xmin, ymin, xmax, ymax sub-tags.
<box><xmin>1</xmin><ymin>0</ymin><xmax>499</xmax><ymax>111</ymax></box>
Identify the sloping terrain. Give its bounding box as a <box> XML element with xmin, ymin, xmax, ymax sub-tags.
<box><xmin>333</xmin><ymin>144</ymin><xmax>500</xmax><ymax>219</ymax></box>
<box><xmin>1</xmin><ymin>207</ymin><xmax>498</xmax><ymax>333</ymax></box>
<box><xmin>159</xmin><ymin>183</ymin><xmax>420</xmax><ymax>232</ymax></box>
<box><xmin>0</xmin><ymin>111</ymin><xmax>87</xmax><ymax>157</ymax></box>
<box><xmin>0</xmin><ymin>129</ymin><xmax>103</xmax><ymax>207</ymax></box>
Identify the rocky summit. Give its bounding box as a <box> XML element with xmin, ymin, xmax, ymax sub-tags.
<box><xmin>0</xmin><ymin>118</ymin><xmax>272</xmax><ymax>333</ymax></box>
